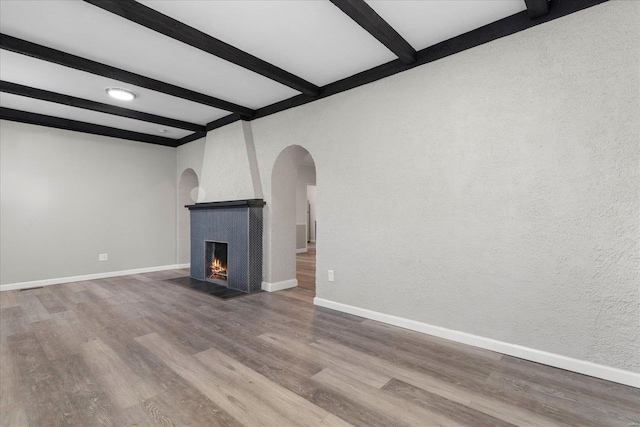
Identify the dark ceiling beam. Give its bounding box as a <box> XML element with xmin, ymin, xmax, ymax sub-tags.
<box><xmin>329</xmin><ymin>0</ymin><xmax>416</xmax><ymax>64</ymax></box>
<box><xmin>82</xmin><ymin>0</ymin><xmax>321</xmax><ymax>97</ymax></box>
<box><xmin>193</xmin><ymin>0</ymin><xmax>608</xmax><ymax>138</ymax></box>
<box><xmin>175</xmin><ymin>130</ymin><xmax>206</xmax><ymax>146</ymax></box>
<box><xmin>0</xmin><ymin>81</ymin><xmax>205</xmax><ymax>133</ymax></box>
<box><xmin>206</xmin><ymin>113</ymin><xmax>243</xmax><ymax>132</ymax></box>
<box><xmin>524</xmin><ymin>0</ymin><xmax>550</xmax><ymax>19</ymax></box>
<box><xmin>0</xmin><ymin>107</ymin><xmax>178</xmax><ymax>147</ymax></box>
<box><xmin>0</xmin><ymin>33</ymin><xmax>255</xmax><ymax>118</ymax></box>
<box><xmin>180</xmin><ymin>113</ymin><xmax>246</xmax><ymax>145</ymax></box>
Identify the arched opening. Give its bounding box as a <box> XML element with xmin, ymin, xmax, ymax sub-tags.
<box><xmin>178</xmin><ymin>168</ymin><xmax>199</xmax><ymax>265</ymax></box>
<box><xmin>296</xmin><ymin>155</ymin><xmax>316</xmax><ymax>292</ymax></box>
<box><xmin>269</xmin><ymin>145</ymin><xmax>317</xmax><ymax>295</ymax></box>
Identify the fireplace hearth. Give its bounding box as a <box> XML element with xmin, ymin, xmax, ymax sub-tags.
<box><xmin>186</xmin><ymin>199</ymin><xmax>265</xmax><ymax>294</ymax></box>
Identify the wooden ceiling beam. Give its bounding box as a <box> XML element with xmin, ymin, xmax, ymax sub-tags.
<box><xmin>524</xmin><ymin>0</ymin><xmax>550</xmax><ymax>19</ymax></box>
<box><xmin>229</xmin><ymin>0</ymin><xmax>609</xmax><ymax>130</ymax></box>
<box><xmin>0</xmin><ymin>107</ymin><xmax>179</xmax><ymax>146</ymax></box>
<box><xmin>176</xmin><ymin>130</ymin><xmax>207</xmax><ymax>146</ymax></box>
<box><xmin>329</xmin><ymin>0</ymin><xmax>417</xmax><ymax>64</ymax></box>
<box><xmin>0</xmin><ymin>34</ymin><xmax>255</xmax><ymax>118</ymax></box>
<box><xmin>0</xmin><ymin>81</ymin><xmax>206</xmax><ymax>133</ymax></box>
<box><xmin>83</xmin><ymin>0</ymin><xmax>321</xmax><ymax>97</ymax></box>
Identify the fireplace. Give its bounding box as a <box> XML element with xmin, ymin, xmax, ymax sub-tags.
<box><xmin>187</xmin><ymin>199</ymin><xmax>265</xmax><ymax>293</ymax></box>
<box><xmin>205</xmin><ymin>241</ymin><xmax>228</xmax><ymax>285</ymax></box>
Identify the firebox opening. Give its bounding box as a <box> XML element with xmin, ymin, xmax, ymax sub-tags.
<box><xmin>205</xmin><ymin>241</ymin><xmax>228</xmax><ymax>285</ymax></box>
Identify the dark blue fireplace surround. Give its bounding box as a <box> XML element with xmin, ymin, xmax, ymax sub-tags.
<box><xmin>186</xmin><ymin>199</ymin><xmax>265</xmax><ymax>293</ymax></box>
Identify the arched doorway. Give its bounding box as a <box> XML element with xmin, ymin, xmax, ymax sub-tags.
<box><xmin>178</xmin><ymin>168</ymin><xmax>199</xmax><ymax>265</ymax></box>
<box><xmin>268</xmin><ymin>145</ymin><xmax>317</xmax><ymax>294</ymax></box>
<box><xmin>296</xmin><ymin>155</ymin><xmax>316</xmax><ymax>292</ymax></box>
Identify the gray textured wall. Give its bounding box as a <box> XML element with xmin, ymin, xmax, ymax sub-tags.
<box><xmin>178</xmin><ymin>168</ymin><xmax>199</xmax><ymax>264</ymax></box>
<box><xmin>296</xmin><ymin>163</ymin><xmax>317</xmax><ymax>251</ymax></box>
<box><xmin>178</xmin><ymin>2</ymin><xmax>639</xmax><ymax>372</ymax></box>
<box><xmin>1</xmin><ymin>121</ymin><xmax>177</xmax><ymax>284</ymax></box>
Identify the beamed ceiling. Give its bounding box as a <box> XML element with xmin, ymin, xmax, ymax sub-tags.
<box><xmin>0</xmin><ymin>0</ymin><xmax>606</xmax><ymax>147</ymax></box>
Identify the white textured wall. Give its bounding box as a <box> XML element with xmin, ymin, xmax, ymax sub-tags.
<box><xmin>296</xmin><ymin>163</ymin><xmax>317</xmax><ymax>250</ymax></box>
<box><xmin>176</xmin><ymin>136</ymin><xmax>206</xmax><ymax>200</ymax></box>
<box><xmin>296</xmin><ymin>163</ymin><xmax>316</xmax><ymax>250</ymax></box>
<box><xmin>176</xmin><ymin>2</ymin><xmax>638</xmax><ymax>372</ymax></box>
<box><xmin>0</xmin><ymin>121</ymin><xmax>177</xmax><ymax>285</ymax></box>
<box><xmin>296</xmin><ymin>164</ymin><xmax>316</xmax><ymax>225</ymax></box>
<box><xmin>200</xmin><ymin>121</ymin><xmax>259</xmax><ymax>202</ymax></box>
<box><xmin>250</xmin><ymin>1</ymin><xmax>638</xmax><ymax>372</ymax></box>
<box><xmin>307</xmin><ymin>185</ymin><xmax>317</xmax><ymax>242</ymax></box>
<box><xmin>296</xmin><ymin>163</ymin><xmax>316</xmax><ymax>251</ymax></box>
<box><xmin>177</xmin><ymin>169</ymin><xmax>199</xmax><ymax>264</ymax></box>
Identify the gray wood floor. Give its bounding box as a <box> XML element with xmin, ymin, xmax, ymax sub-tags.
<box><xmin>296</xmin><ymin>245</ymin><xmax>316</xmax><ymax>292</ymax></box>
<box><xmin>1</xmin><ymin>269</ymin><xmax>638</xmax><ymax>426</ymax></box>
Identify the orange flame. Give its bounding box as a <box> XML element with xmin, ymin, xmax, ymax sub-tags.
<box><xmin>209</xmin><ymin>257</ymin><xmax>227</xmax><ymax>280</ymax></box>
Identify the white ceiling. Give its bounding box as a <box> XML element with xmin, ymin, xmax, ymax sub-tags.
<box><xmin>140</xmin><ymin>0</ymin><xmax>398</xmax><ymax>86</ymax></box>
<box><xmin>0</xmin><ymin>0</ymin><xmax>299</xmax><ymax>108</ymax></box>
<box><xmin>0</xmin><ymin>50</ymin><xmax>228</xmax><ymax>125</ymax></box>
<box><xmin>365</xmin><ymin>1</ymin><xmax>526</xmax><ymax>50</ymax></box>
<box><xmin>0</xmin><ymin>0</ymin><xmax>538</xmax><ymax>144</ymax></box>
<box><xmin>0</xmin><ymin>92</ymin><xmax>193</xmax><ymax>138</ymax></box>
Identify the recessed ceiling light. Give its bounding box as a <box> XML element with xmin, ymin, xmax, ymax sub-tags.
<box><xmin>158</xmin><ymin>129</ymin><xmax>168</xmax><ymax>134</ymax></box>
<box><xmin>106</xmin><ymin>87</ymin><xmax>137</xmax><ymax>101</ymax></box>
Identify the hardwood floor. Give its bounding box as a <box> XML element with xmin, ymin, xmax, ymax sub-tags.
<box><xmin>1</xmin><ymin>270</ymin><xmax>638</xmax><ymax>427</ymax></box>
<box><xmin>296</xmin><ymin>243</ymin><xmax>316</xmax><ymax>292</ymax></box>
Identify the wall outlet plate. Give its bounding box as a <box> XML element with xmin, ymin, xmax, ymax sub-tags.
<box><xmin>99</xmin><ymin>253</ymin><xmax>108</xmax><ymax>261</ymax></box>
<box><xmin>328</xmin><ymin>270</ymin><xmax>334</xmax><ymax>282</ymax></box>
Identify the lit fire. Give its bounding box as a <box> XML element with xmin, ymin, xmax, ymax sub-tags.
<box><xmin>209</xmin><ymin>257</ymin><xmax>227</xmax><ymax>280</ymax></box>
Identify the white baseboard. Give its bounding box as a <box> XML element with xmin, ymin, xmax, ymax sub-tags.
<box><xmin>175</xmin><ymin>263</ymin><xmax>190</xmax><ymax>269</ymax></box>
<box><xmin>296</xmin><ymin>248</ymin><xmax>308</xmax><ymax>254</ymax></box>
<box><xmin>262</xmin><ymin>279</ymin><xmax>298</xmax><ymax>292</ymax></box>
<box><xmin>313</xmin><ymin>298</ymin><xmax>640</xmax><ymax>389</ymax></box>
<box><xmin>0</xmin><ymin>264</ymin><xmax>186</xmax><ymax>292</ymax></box>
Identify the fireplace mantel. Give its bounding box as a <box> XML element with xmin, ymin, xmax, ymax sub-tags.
<box><xmin>186</xmin><ymin>199</ymin><xmax>266</xmax><ymax>210</ymax></box>
<box><xmin>187</xmin><ymin>199</ymin><xmax>265</xmax><ymax>293</ymax></box>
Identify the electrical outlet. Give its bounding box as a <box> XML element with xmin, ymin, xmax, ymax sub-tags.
<box><xmin>99</xmin><ymin>253</ymin><xmax>108</xmax><ymax>261</ymax></box>
<box><xmin>328</xmin><ymin>270</ymin><xmax>334</xmax><ymax>282</ymax></box>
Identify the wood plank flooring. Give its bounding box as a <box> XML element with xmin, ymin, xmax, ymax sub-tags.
<box><xmin>296</xmin><ymin>243</ymin><xmax>316</xmax><ymax>292</ymax></box>
<box><xmin>1</xmin><ymin>269</ymin><xmax>638</xmax><ymax>426</ymax></box>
